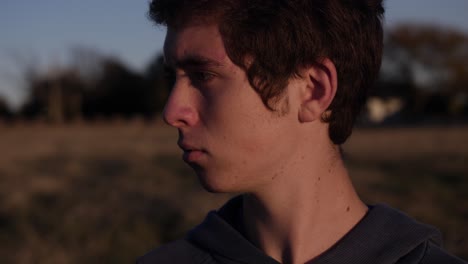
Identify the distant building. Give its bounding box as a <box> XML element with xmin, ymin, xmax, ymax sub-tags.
<box><xmin>366</xmin><ymin>96</ymin><xmax>405</xmax><ymax>124</ymax></box>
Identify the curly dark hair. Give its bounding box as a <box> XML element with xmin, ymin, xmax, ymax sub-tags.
<box><xmin>149</xmin><ymin>0</ymin><xmax>385</xmax><ymax>145</ymax></box>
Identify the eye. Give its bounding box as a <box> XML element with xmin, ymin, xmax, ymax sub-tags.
<box><xmin>189</xmin><ymin>71</ymin><xmax>215</xmax><ymax>84</ymax></box>
<box><xmin>163</xmin><ymin>67</ymin><xmax>176</xmax><ymax>83</ymax></box>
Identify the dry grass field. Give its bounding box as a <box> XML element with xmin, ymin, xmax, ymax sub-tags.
<box><xmin>0</xmin><ymin>121</ymin><xmax>466</xmax><ymax>263</ymax></box>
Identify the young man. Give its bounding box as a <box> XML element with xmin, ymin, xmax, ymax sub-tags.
<box><xmin>138</xmin><ymin>0</ymin><xmax>466</xmax><ymax>263</ymax></box>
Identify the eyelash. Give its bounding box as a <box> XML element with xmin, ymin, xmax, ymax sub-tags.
<box><xmin>164</xmin><ymin>67</ymin><xmax>216</xmax><ymax>89</ymax></box>
<box><xmin>188</xmin><ymin>71</ymin><xmax>215</xmax><ymax>83</ymax></box>
<box><xmin>164</xmin><ymin>68</ymin><xmax>176</xmax><ymax>84</ymax></box>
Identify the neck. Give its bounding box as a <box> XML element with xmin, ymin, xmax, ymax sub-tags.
<box><xmin>242</xmin><ymin>142</ymin><xmax>367</xmax><ymax>264</ymax></box>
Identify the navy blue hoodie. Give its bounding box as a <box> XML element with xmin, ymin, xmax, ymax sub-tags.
<box><xmin>137</xmin><ymin>196</ymin><xmax>466</xmax><ymax>263</ymax></box>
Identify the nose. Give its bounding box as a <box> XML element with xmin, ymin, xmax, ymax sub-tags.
<box><xmin>163</xmin><ymin>81</ymin><xmax>199</xmax><ymax>128</ymax></box>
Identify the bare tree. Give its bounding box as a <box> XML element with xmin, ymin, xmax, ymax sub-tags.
<box><xmin>381</xmin><ymin>24</ymin><xmax>468</xmax><ymax>119</ymax></box>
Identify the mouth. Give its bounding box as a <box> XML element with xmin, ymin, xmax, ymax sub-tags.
<box><xmin>178</xmin><ymin>142</ymin><xmax>207</xmax><ymax>163</ymax></box>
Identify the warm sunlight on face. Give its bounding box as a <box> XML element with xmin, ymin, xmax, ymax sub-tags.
<box><xmin>162</xmin><ymin>23</ymin><xmax>303</xmax><ymax>193</ymax></box>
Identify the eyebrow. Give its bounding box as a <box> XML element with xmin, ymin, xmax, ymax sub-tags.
<box><xmin>166</xmin><ymin>55</ymin><xmax>224</xmax><ymax>69</ymax></box>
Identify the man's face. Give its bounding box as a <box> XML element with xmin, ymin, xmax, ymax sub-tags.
<box><xmin>163</xmin><ymin>22</ymin><xmax>303</xmax><ymax>193</ymax></box>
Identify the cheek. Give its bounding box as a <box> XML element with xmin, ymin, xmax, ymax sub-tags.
<box><xmin>203</xmin><ymin>103</ymin><xmax>267</xmax><ymax>156</ymax></box>
<box><xmin>225</xmin><ymin>115</ymin><xmax>282</xmax><ymax>160</ymax></box>
<box><xmin>202</xmin><ymin>78</ymin><xmax>289</xmax><ymax>155</ymax></box>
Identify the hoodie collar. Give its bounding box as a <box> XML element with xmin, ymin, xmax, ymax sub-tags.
<box><xmin>188</xmin><ymin>196</ymin><xmax>279</xmax><ymax>264</ymax></box>
<box><xmin>188</xmin><ymin>196</ymin><xmax>442</xmax><ymax>264</ymax></box>
<box><xmin>311</xmin><ymin>203</ymin><xmax>442</xmax><ymax>264</ymax></box>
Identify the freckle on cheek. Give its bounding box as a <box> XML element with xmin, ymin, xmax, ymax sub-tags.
<box><xmin>271</xmin><ymin>173</ymin><xmax>278</xmax><ymax>180</ymax></box>
<box><xmin>346</xmin><ymin>206</ymin><xmax>350</xmax><ymax>212</ymax></box>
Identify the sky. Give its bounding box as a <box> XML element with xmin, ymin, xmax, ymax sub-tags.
<box><xmin>1</xmin><ymin>0</ymin><xmax>468</xmax><ymax>108</ymax></box>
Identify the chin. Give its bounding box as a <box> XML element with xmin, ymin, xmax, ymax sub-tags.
<box><xmin>199</xmin><ymin>181</ymin><xmax>229</xmax><ymax>193</ymax></box>
<box><xmin>193</xmin><ymin>168</ymin><xmax>243</xmax><ymax>194</ymax></box>
<box><xmin>197</xmin><ymin>175</ymin><xmax>235</xmax><ymax>194</ymax></box>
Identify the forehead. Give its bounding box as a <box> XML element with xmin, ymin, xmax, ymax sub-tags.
<box><xmin>163</xmin><ymin>23</ymin><xmax>229</xmax><ymax>66</ymax></box>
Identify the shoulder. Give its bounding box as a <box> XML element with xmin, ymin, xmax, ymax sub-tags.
<box><xmin>419</xmin><ymin>241</ymin><xmax>467</xmax><ymax>264</ymax></box>
<box><xmin>369</xmin><ymin>205</ymin><xmax>466</xmax><ymax>264</ymax></box>
<box><xmin>316</xmin><ymin>204</ymin><xmax>465</xmax><ymax>264</ymax></box>
<box><xmin>396</xmin><ymin>240</ymin><xmax>467</xmax><ymax>264</ymax></box>
<box><xmin>136</xmin><ymin>239</ymin><xmax>214</xmax><ymax>264</ymax></box>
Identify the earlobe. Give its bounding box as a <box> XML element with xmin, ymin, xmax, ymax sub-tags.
<box><xmin>298</xmin><ymin>58</ymin><xmax>338</xmax><ymax>123</ymax></box>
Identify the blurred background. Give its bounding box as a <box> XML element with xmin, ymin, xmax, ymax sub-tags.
<box><xmin>0</xmin><ymin>0</ymin><xmax>467</xmax><ymax>263</ymax></box>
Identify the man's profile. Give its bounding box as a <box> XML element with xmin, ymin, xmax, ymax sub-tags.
<box><xmin>138</xmin><ymin>0</ymin><xmax>466</xmax><ymax>263</ymax></box>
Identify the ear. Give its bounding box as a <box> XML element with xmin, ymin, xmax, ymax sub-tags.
<box><xmin>298</xmin><ymin>58</ymin><xmax>338</xmax><ymax>123</ymax></box>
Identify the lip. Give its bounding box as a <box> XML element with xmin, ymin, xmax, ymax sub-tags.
<box><xmin>182</xmin><ymin>149</ymin><xmax>206</xmax><ymax>163</ymax></box>
<box><xmin>178</xmin><ymin>142</ymin><xmax>207</xmax><ymax>163</ymax></box>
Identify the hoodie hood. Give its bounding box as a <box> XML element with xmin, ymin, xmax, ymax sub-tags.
<box><xmin>187</xmin><ymin>196</ymin><xmax>443</xmax><ymax>264</ymax></box>
<box><xmin>187</xmin><ymin>196</ymin><xmax>279</xmax><ymax>264</ymax></box>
